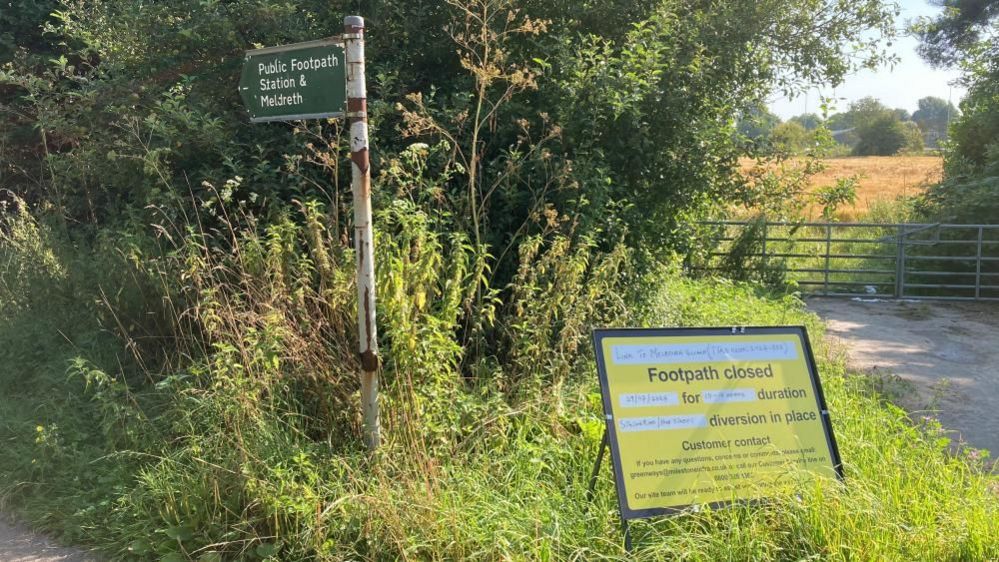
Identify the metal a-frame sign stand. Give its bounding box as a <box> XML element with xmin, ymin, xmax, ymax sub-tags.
<box><xmin>587</xmin><ymin>428</ymin><xmax>633</xmax><ymax>551</ymax></box>
<box><xmin>240</xmin><ymin>16</ymin><xmax>381</xmax><ymax>450</ymax></box>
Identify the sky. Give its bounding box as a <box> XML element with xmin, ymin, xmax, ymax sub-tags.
<box><xmin>769</xmin><ymin>0</ymin><xmax>967</xmax><ymax>120</ymax></box>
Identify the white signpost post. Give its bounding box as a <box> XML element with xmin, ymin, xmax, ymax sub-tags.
<box><xmin>239</xmin><ymin>16</ymin><xmax>381</xmax><ymax>450</ymax></box>
<box><xmin>343</xmin><ymin>16</ymin><xmax>381</xmax><ymax>450</ymax></box>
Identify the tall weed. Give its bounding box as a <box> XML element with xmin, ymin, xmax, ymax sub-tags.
<box><xmin>1</xmin><ymin>210</ymin><xmax>997</xmax><ymax>559</ymax></box>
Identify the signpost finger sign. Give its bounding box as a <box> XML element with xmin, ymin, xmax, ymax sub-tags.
<box><xmin>239</xmin><ymin>38</ymin><xmax>347</xmax><ymax>122</ymax></box>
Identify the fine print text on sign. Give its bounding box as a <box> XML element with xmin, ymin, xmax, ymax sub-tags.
<box><xmin>592</xmin><ymin>327</ymin><xmax>842</xmax><ymax>520</ymax></box>
<box><xmin>239</xmin><ymin>38</ymin><xmax>347</xmax><ymax>123</ymax></box>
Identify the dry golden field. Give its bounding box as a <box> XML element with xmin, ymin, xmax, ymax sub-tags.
<box><xmin>740</xmin><ymin>155</ymin><xmax>943</xmax><ymax>220</ymax></box>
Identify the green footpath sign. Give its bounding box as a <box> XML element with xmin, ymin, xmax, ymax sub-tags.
<box><xmin>238</xmin><ymin>38</ymin><xmax>346</xmax><ymax>123</ymax></box>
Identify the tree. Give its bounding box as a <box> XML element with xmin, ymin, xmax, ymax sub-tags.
<box><xmin>914</xmin><ymin>0</ymin><xmax>999</xmax><ymax>67</ymax></box>
<box><xmin>738</xmin><ymin>106</ymin><xmax>782</xmax><ymax>139</ymax></box>
<box><xmin>824</xmin><ymin>97</ymin><xmax>892</xmax><ymax>148</ymax></box>
<box><xmin>771</xmin><ymin>121</ymin><xmax>811</xmax><ymax>153</ymax></box>
<box><xmin>913</xmin><ymin>96</ymin><xmax>958</xmax><ymax>131</ymax></box>
<box><xmin>848</xmin><ymin>96</ymin><xmax>892</xmax><ymax>124</ymax></box>
<box><xmin>914</xmin><ymin>0</ymin><xmax>999</xmax><ymax>222</ymax></box>
<box><xmin>789</xmin><ymin>113</ymin><xmax>822</xmax><ymax>130</ymax></box>
<box><xmin>0</xmin><ymin>0</ymin><xmax>901</xmax><ymax>258</ymax></box>
<box><xmin>902</xmin><ymin>120</ymin><xmax>925</xmax><ymax>153</ymax></box>
<box><xmin>825</xmin><ymin>112</ymin><xmax>852</xmax><ymax>131</ymax></box>
<box><xmin>912</xmin><ymin>0</ymin><xmax>998</xmax><ymax>166</ymax></box>
<box><xmin>853</xmin><ymin>114</ymin><xmax>909</xmax><ymax>155</ymax></box>
<box><xmin>912</xmin><ymin>96</ymin><xmax>960</xmax><ymax>146</ymax></box>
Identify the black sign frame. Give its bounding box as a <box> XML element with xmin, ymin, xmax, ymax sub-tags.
<box><xmin>591</xmin><ymin>325</ymin><xmax>844</xmax><ymax>522</ymax></box>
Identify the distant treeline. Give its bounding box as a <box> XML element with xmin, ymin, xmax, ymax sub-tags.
<box><xmin>738</xmin><ymin>96</ymin><xmax>959</xmax><ymax>156</ymax></box>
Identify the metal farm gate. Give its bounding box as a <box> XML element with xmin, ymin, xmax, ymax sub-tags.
<box><xmin>700</xmin><ymin>222</ymin><xmax>999</xmax><ymax>301</ymax></box>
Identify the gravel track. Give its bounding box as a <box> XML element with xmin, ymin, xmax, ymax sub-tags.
<box><xmin>809</xmin><ymin>297</ymin><xmax>999</xmax><ymax>456</ymax></box>
<box><xmin>0</xmin><ymin>519</ymin><xmax>96</xmax><ymax>562</ymax></box>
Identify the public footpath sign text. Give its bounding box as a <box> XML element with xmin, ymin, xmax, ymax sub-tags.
<box><xmin>592</xmin><ymin>326</ymin><xmax>842</xmax><ymax>520</ymax></box>
<box><xmin>239</xmin><ymin>38</ymin><xmax>346</xmax><ymax>122</ymax></box>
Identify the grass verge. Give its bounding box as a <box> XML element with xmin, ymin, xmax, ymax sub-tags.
<box><xmin>0</xmin><ymin>217</ymin><xmax>996</xmax><ymax>561</ymax></box>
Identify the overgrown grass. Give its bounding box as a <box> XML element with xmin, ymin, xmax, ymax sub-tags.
<box><xmin>0</xmin><ymin>209</ymin><xmax>996</xmax><ymax>561</ymax></box>
<box><xmin>707</xmin><ymin>209</ymin><xmax>999</xmax><ymax>300</ymax></box>
<box><xmin>706</xmin><ymin>220</ymin><xmax>901</xmax><ymax>296</ymax></box>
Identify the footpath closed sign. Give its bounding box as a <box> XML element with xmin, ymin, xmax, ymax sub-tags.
<box><xmin>239</xmin><ymin>38</ymin><xmax>347</xmax><ymax>122</ymax></box>
<box><xmin>592</xmin><ymin>326</ymin><xmax>842</xmax><ymax>519</ymax></box>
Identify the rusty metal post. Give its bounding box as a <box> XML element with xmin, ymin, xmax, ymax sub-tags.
<box><xmin>345</xmin><ymin>15</ymin><xmax>380</xmax><ymax>450</ymax></box>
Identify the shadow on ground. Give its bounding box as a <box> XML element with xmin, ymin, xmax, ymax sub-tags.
<box><xmin>809</xmin><ymin>297</ymin><xmax>999</xmax><ymax>457</ymax></box>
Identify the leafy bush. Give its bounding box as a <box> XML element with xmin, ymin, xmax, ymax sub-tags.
<box><xmin>1</xmin><ymin>0</ymin><xmax>899</xmax><ymax>256</ymax></box>
<box><xmin>770</xmin><ymin>121</ymin><xmax>812</xmax><ymax>154</ymax></box>
<box><xmin>921</xmin><ymin>166</ymin><xmax>999</xmax><ymax>224</ymax></box>
<box><xmin>814</xmin><ymin>175</ymin><xmax>860</xmax><ymax>221</ymax></box>
<box><xmin>853</xmin><ymin>114</ymin><xmax>910</xmax><ymax>156</ymax></box>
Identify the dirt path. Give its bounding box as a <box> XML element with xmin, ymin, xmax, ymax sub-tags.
<box><xmin>0</xmin><ymin>519</ymin><xmax>96</xmax><ymax>562</ymax></box>
<box><xmin>808</xmin><ymin>297</ymin><xmax>999</xmax><ymax>456</ymax></box>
